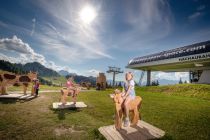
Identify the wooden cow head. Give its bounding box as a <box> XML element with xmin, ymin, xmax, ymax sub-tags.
<box><xmin>27</xmin><ymin>71</ymin><xmax>38</xmax><ymax>81</ymax></box>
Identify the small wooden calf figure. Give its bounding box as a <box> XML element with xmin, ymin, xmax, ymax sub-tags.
<box><xmin>112</xmin><ymin>89</ymin><xmax>142</xmax><ymax>129</ymax></box>
<box><xmin>60</xmin><ymin>86</ymin><xmax>81</xmax><ymax>105</ymax></box>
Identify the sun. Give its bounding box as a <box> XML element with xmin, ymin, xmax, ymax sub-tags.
<box><xmin>79</xmin><ymin>5</ymin><xmax>97</xmax><ymax>24</ymax></box>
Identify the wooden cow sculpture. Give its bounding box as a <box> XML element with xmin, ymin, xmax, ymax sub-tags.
<box><xmin>0</xmin><ymin>71</ymin><xmax>37</xmax><ymax>95</ymax></box>
<box><xmin>112</xmin><ymin>89</ymin><xmax>142</xmax><ymax>129</ymax></box>
<box><xmin>80</xmin><ymin>82</ymin><xmax>91</xmax><ymax>90</ymax></box>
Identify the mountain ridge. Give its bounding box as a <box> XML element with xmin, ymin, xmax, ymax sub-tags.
<box><xmin>0</xmin><ymin>60</ymin><xmax>59</xmax><ymax>77</ymax></box>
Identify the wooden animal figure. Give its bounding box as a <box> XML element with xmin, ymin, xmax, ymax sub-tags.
<box><xmin>0</xmin><ymin>72</ymin><xmax>19</xmax><ymax>95</ymax></box>
<box><xmin>112</xmin><ymin>89</ymin><xmax>142</xmax><ymax>129</ymax></box>
<box><xmin>80</xmin><ymin>82</ymin><xmax>91</xmax><ymax>90</ymax></box>
<box><xmin>0</xmin><ymin>75</ymin><xmax>4</xmax><ymax>93</ymax></box>
<box><xmin>113</xmin><ymin>89</ymin><xmax>124</xmax><ymax>129</ymax></box>
<box><xmin>60</xmin><ymin>88</ymin><xmax>69</xmax><ymax>104</ymax></box>
<box><xmin>0</xmin><ymin>71</ymin><xmax>37</xmax><ymax>95</ymax></box>
<box><xmin>128</xmin><ymin>96</ymin><xmax>142</xmax><ymax>126</ymax></box>
<box><xmin>96</xmin><ymin>73</ymin><xmax>106</xmax><ymax>90</ymax></box>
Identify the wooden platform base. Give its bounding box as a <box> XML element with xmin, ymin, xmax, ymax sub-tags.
<box><xmin>99</xmin><ymin>120</ymin><xmax>165</xmax><ymax>140</ymax></box>
<box><xmin>52</xmin><ymin>102</ymin><xmax>87</xmax><ymax>109</ymax></box>
<box><xmin>0</xmin><ymin>93</ymin><xmax>36</xmax><ymax>100</ymax></box>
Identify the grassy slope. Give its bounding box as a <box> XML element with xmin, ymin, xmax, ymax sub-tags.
<box><xmin>140</xmin><ymin>84</ymin><xmax>210</xmax><ymax>100</ymax></box>
<box><xmin>42</xmin><ymin>76</ymin><xmax>66</xmax><ymax>85</ymax></box>
<box><xmin>0</xmin><ymin>85</ymin><xmax>210</xmax><ymax>140</ymax></box>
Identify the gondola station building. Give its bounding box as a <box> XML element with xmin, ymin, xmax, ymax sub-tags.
<box><xmin>127</xmin><ymin>40</ymin><xmax>210</xmax><ymax>85</ymax></box>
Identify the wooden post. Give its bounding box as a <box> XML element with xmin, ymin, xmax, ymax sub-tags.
<box><xmin>113</xmin><ymin>72</ymin><xmax>116</xmax><ymax>87</ymax></box>
<box><xmin>146</xmin><ymin>70</ymin><xmax>151</xmax><ymax>86</ymax></box>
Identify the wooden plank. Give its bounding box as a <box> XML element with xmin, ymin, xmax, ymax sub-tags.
<box><xmin>0</xmin><ymin>93</ymin><xmax>37</xmax><ymax>100</ymax></box>
<box><xmin>105</xmin><ymin>126</ymin><xmax>125</xmax><ymax>140</ymax></box>
<box><xmin>99</xmin><ymin>127</ymin><xmax>115</xmax><ymax>140</ymax></box>
<box><xmin>139</xmin><ymin>120</ymin><xmax>165</xmax><ymax>137</ymax></box>
<box><xmin>0</xmin><ymin>93</ymin><xmax>23</xmax><ymax>99</ymax></box>
<box><xmin>118</xmin><ymin>125</ymin><xmax>149</xmax><ymax>140</ymax></box>
<box><xmin>25</xmin><ymin>95</ymin><xmax>36</xmax><ymax>100</ymax></box>
<box><xmin>52</xmin><ymin>102</ymin><xmax>87</xmax><ymax>109</ymax></box>
<box><xmin>98</xmin><ymin>120</ymin><xmax>165</xmax><ymax>140</ymax></box>
<box><xmin>19</xmin><ymin>94</ymin><xmax>31</xmax><ymax>99</ymax></box>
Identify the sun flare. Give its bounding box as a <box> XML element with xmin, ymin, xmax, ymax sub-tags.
<box><xmin>79</xmin><ymin>5</ymin><xmax>96</xmax><ymax>24</ymax></box>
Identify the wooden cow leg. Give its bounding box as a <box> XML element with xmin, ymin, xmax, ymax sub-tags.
<box><xmin>115</xmin><ymin>105</ymin><xmax>123</xmax><ymax>129</ymax></box>
<box><xmin>1</xmin><ymin>85</ymin><xmax>7</xmax><ymax>95</ymax></box>
<box><xmin>131</xmin><ymin>107</ymin><xmax>139</xmax><ymax>125</ymax></box>
<box><xmin>60</xmin><ymin>89</ymin><xmax>68</xmax><ymax>104</ymax></box>
<box><xmin>23</xmin><ymin>85</ymin><xmax>27</xmax><ymax>95</ymax></box>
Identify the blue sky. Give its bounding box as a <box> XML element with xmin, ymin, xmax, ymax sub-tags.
<box><xmin>0</xmin><ymin>0</ymin><xmax>210</xmax><ymax>84</ymax></box>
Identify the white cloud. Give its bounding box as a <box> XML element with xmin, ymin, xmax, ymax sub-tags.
<box><xmin>26</xmin><ymin>0</ymin><xmax>113</xmax><ymax>63</ymax></box>
<box><xmin>109</xmin><ymin>0</ymin><xmax>172</xmax><ymax>50</ymax></box>
<box><xmin>30</xmin><ymin>18</ymin><xmax>36</xmax><ymax>36</ymax></box>
<box><xmin>188</xmin><ymin>4</ymin><xmax>205</xmax><ymax>20</ymax></box>
<box><xmin>188</xmin><ymin>12</ymin><xmax>202</xmax><ymax>20</ymax></box>
<box><xmin>153</xmin><ymin>71</ymin><xmax>189</xmax><ymax>82</ymax></box>
<box><xmin>119</xmin><ymin>70</ymin><xmax>189</xmax><ymax>84</ymax></box>
<box><xmin>48</xmin><ymin>61</ymin><xmax>77</xmax><ymax>73</ymax></box>
<box><xmin>197</xmin><ymin>5</ymin><xmax>205</xmax><ymax>11</ymax></box>
<box><xmin>0</xmin><ymin>35</ymin><xmax>46</xmax><ymax>65</ymax></box>
<box><xmin>0</xmin><ymin>35</ymin><xmax>35</xmax><ymax>54</ymax></box>
<box><xmin>84</xmin><ymin>69</ymin><xmax>101</xmax><ymax>77</ymax></box>
<box><xmin>125</xmin><ymin>0</ymin><xmax>171</xmax><ymax>31</ymax></box>
<box><xmin>0</xmin><ymin>36</ymin><xmax>77</xmax><ymax>73</ymax></box>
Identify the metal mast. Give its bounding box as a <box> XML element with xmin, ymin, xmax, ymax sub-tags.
<box><xmin>107</xmin><ymin>66</ymin><xmax>123</xmax><ymax>87</ymax></box>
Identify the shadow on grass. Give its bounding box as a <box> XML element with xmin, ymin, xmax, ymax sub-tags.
<box><xmin>0</xmin><ymin>98</ymin><xmax>17</xmax><ymax>104</ymax></box>
<box><xmin>93</xmin><ymin>128</ymin><xmax>106</xmax><ymax>140</ymax></box>
<box><xmin>0</xmin><ymin>96</ymin><xmax>38</xmax><ymax>104</ymax></box>
<box><xmin>50</xmin><ymin>107</ymin><xmax>82</xmax><ymax>120</ymax></box>
<box><xmin>156</xmin><ymin>134</ymin><xmax>173</xmax><ymax>140</ymax></box>
<box><xmin>115</xmin><ymin>125</ymin><xmax>172</xmax><ymax>140</ymax></box>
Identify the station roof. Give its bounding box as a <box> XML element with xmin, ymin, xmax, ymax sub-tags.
<box><xmin>126</xmin><ymin>40</ymin><xmax>210</xmax><ymax>72</ymax></box>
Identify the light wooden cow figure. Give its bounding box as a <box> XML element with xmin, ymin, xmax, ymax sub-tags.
<box><xmin>111</xmin><ymin>89</ymin><xmax>142</xmax><ymax>129</ymax></box>
<box><xmin>0</xmin><ymin>71</ymin><xmax>37</xmax><ymax>95</ymax></box>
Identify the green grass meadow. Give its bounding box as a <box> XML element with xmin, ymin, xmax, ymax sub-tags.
<box><xmin>0</xmin><ymin>84</ymin><xmax>210</xmax><ymax>140</ymax></box>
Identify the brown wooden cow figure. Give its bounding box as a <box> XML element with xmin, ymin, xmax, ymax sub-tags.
<box><xmin>111</xmin><ymin>89</ymin><xmax>142</xmax><ymax>129</ymax></box>
<box><xmin>0</xmin><ymin>71</ymin><xmax>37</xmax><ymax>95</ymax></box>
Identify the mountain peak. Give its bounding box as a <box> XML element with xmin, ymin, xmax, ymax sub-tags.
<box><xmin>58</xmin><ymin>70</ymin><xmax>69</xmax><ymax>76</ymax></box>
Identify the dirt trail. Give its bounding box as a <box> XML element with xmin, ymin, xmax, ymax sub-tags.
<box><xmin>8</xmin><ymin>89</ymin><xmax>96</xmax><ymax>94</ymax></box>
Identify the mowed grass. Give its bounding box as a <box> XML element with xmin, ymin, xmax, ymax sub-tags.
<box><xmin>7</xmin><ymin>84</ymin><xmax>61</xmax><ymax>92</ymax></box>
<box><xmin>0</xmin><ymin>85</ymin><xmax>210</xmax><ymax>140</ymax></box>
